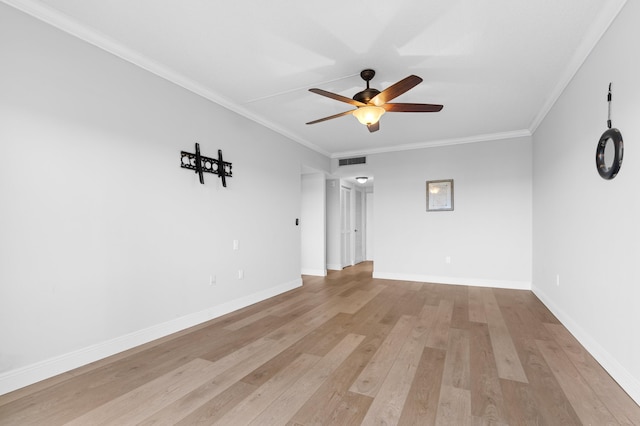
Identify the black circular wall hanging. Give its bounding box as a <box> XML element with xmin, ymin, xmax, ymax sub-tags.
<box><xmin>596</xmin><ymin>128</ymin><xmax>623</xmax><ymax>180</ymax></box>
<box><xmin>596</xmin><ymin>83</ymin><xmax>623</xmax><ymax>180</ymax></box>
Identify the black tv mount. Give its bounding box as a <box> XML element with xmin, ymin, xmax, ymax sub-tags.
<box><xmin>180</xmin><ymin>143</ymin><xmax>232</xmax><ymax>187</ymax></box>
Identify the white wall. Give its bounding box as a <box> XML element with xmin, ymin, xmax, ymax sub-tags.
<box><xmin>0</xmin><ymin>4</ymin><xmax>329</xmax><ymax>394</ymax></box>
<box><xmin>371</xmin><ymin>137</ymin><xmax>532</xmax><ymax>289</ymax></box>
<box><xmin>532</xmin><ymin>0</ymin><xmax>640</xmax><ymax>403</ymax></box>
<box><xmin>300</xmin><ymin>173</ymin><xmax>326</xmax><ymax>276</ymax></box>
<box><xmin>325</xmin><ymin>179</ymin><xmax>342</xmax><ymax>270</ymax></box>
<box><xmin>365</xmin><ymin>192</ymin><xmax>374</xmax><ymax>261</ymax></box>
<box><xmin>353</xmin><ymin>187</ymin><xmax>366</xmax><ymax>264</ymax></box>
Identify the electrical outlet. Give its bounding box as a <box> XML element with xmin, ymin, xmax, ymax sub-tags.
<box><xmin>238</xmin><ymin>269</ymin><xmax>244</xmax><ymax>279</ymax></box>
<box><xmin>233</xmin><ymin>239</ymin><xmax>239</xmax><ymax>251</ymax></box>
<box><xmin>556</xmin><ymin>274</ymin><xmax>560</xmax><ymax>287</ymax></box>
<box><xmin>445</xmin><ymin>256</ymin><xmax>451</xmax><ymax>264</ymax></box>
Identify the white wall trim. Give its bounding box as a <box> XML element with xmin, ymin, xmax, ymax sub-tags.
<box><xmin>533</xmin><ymin>285</ymin><xmax>640</xmax><ymax>406</ymax></box>
<box><xmin>331</xmin><ymin>129</ymin><xmax>532</xmax><ymax>159</ymax></box>
<box><xmin>372</xmin><ymin>272</ymin><xmax>531</xmax><ymax>290</ymax></box>
<box><xmin>326</xmin><ymin>263</ymin><xmax>343</xmax><ymax>271</ymax></box>
<box><xmin>0</xmin><ymin>278</ymin><xmax>301</xmax><ymax>396</ymax></box>
<box><xmin>301</xmin><ymin>268</ymin><xmax>327</xmax><ymax>276</ymax></box>
<box><xmin>2</xmin><ymin>0</ymin><xmax>626</xmax><ymax>160</ymax></box>
<box><xmin>527</xmin><ymin>0</ymin><xmax>628</xmax><ymax>133</ymax></box>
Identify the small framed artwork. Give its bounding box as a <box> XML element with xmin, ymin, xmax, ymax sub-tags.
<box><xmin>426</xmin><ymin>179</ymin><xmax>454</xmax><ymax>211</ymax></box>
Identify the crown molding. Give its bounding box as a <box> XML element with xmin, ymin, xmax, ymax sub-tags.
<box><xmin>331</xmin><ymin>129</ymin><xmax>532</xmax><ymax>159</ymax></box>
<box><xmin>528</xmin><ymin>0</ymin><xmax>628</xmax><ymax>133</ymax></box>
<box><xmin>1</xmin><ymin>0</ymin><xmax>331</xmax><ymax>158</ymax></box>
<box><xmin>4</xmin><ymin>0</ymin><xmax>625</xmax><ymax>159</ymax></box>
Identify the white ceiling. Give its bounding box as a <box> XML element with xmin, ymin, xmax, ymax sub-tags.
<box><xmin>5</xmin><ymin>0</ymin><xmax>627</xmax><ymax>157</ymax></box>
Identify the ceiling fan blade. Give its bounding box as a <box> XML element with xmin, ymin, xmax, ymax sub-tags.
<box><xmin>383</xmin><ymin>103</ymin><xmax>443</xmax><ymax>112</ymax></box>
<box><xmin>371</xmin><ymin>75</ymin><xmax>423</xmax><ymax>105</ymax></box>
<box><xmin>309</xmin><ymin>88</ymin><xmax>366</xmax><ymax>107</ymax></box>
<box><xmin>367</xmin><ymin>122</ymin><xmax>380</xmax><ymax>133</ymax></box>
<box><xmin>306</xmin><ymin>109</ymin><xmax>354</xmax><ymax>125</ymax></box>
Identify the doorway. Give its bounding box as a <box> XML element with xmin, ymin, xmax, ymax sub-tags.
<box><xmin>326</xmin><ymin>177</ymin><xmax>373</xmax><ymax>271</ymax></box>
<box><xmin>354</xmin><ymin>187</ymin><xmax>365</xmax><ymax>264</ymax></box>
<box><xmin>340</xmin><ymin>185</ymin><xmax>352</xmax><ymax>268</ymax></box>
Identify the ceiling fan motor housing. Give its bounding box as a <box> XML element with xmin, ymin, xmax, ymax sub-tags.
<box><xmin>354</xmin><ymin>69</ymin><xmax>380</xmax><ymax>103</ymax></box>
<box><xmin>353</xmin><ymin>88</ymin><xmax>381</xmax><ymax>104</ymax></box>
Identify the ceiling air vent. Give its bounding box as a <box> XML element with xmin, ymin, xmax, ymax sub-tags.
<box><xmin>339</xmin><ymin>156</ymin><xmax>366</xmax><ymax>166</ymax></box>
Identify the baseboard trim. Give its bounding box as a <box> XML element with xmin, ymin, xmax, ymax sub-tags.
<box><xmin>372</xmin><ymin>272</ymin><xmax>531</xmax><ymax>290</ymax></box>
<box><xmin>533</xmin><ymin>285</ymin><xmax>640</xmax><ymax>406</ymax></box>
<box><xmin>301</xmin><ymin>268</ymin><xmax>327</xmax><ymax>276</ymax></box>
<box><xmin>0</xmin><ymin>278</ymin><xmax>302</xmax><ymax>396</ymax></box>
<box><xmin>326</xmin><ymin>263</ymin><xmax>342</xmax><ymax>271</ymax></box>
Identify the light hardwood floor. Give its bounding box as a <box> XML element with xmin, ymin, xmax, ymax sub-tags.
<box><xmin>1</xmin><ymin>262</ymin><xmax>639</xmax><ymax>425</ymax></box>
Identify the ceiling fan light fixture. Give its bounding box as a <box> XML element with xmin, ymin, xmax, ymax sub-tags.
<box><xmin>356</xmin><ymin>177</ymin><xmax>368</xmax><ymax>184</ymax></box>
<box><xmin>353</xmin><ymin>105</ymin><xmax>385</xmax><ymax>125</ymax></box>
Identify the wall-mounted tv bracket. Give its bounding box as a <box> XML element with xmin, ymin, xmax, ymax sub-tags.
<box><xmin>180</xmin><ymin>143</ymin><xmax>232</xmax><ymax>187</ymax></box>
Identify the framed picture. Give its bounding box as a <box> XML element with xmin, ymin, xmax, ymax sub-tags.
<box><xmin>426</xmin><ymin>179</ymin><xmax>454</xmax><ymax>211</ymax></box>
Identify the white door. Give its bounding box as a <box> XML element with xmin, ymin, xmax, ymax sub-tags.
<box><xmin>366</xmin><ymin>192</ymin><xmax>374</xmax><ymax>261</ymax></box>
<box><xmin>354</xmin><ymin>189</ymin><xmax>364</xmax><ymax>264</ymax></box>
<box><xmin>340</xmin><ymin>186</ymin><xmax>352</xmax><ymax>268</ymax></box>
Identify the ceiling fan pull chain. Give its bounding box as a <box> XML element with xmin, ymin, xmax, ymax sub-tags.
<box><xmin>607</xmin><ymin>82</ymin><xmax>612</xmax><ymax>129</ymax></box>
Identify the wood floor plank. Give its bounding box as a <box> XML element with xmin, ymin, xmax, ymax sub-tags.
<box><xmin>315</xmin><ymin>391</ymin><xmax>374</xmax><ymax>426</ymax></box>
<box><xmin>223</xmin><ymin>292</ymin><xmax>311</xmax><ymax>330</ymax></box>
<box><xmin>161</xmin><ymin>331</ymin><xmax>323</xmax><ymax>422</ymax></box>
<box><xmin>212</xmin><ymin>353</ymin><xmax>320</xmax><ymax>425</ymax></box>
<box><xmin>441</xmin><ymin>328</ymin><xmax>471</xmax><ymax>390</ymax></box>
<box><xmin>258</xmin><ymin>284</ymin><xmax>381</xmax><ymax>346</ymax></box>
<box><xmin>377</xmin><ymin>287</ymin><xmax>411</xmax><ymax>326</ymax></box>
<box><xmin>498</xmin><ymin>302</ymin><xmax>584</xmax><ymax>425</ymax></box>
<box><xmin>242</xmin><ymin>291</ymin><xmax>396</xmax><ymax>391</ymax></box>
<box><xmin>468</xmin><ymin>322</ymin><xmax>507</xmax><ymax>423</ymax></box>
<box><xmin>499</xmin><ymin>378</ymin><xmax>548</xmax><ymax>426</ymax></box>
<box><xmin>287</xmin><ymin>330</ymin><xmax>388</xmax><ymax>425</ymax></box>
<box><xmin>0</xmin><ymin>347</ymin><xmax>215</xmax><ymax>426</ymax></box>
<box><xmin>449</xmin><ymin>285</ymin><xmax>470</xmax><ymax>330</ymax></box>
<box><xmin>468</xmin><ymin>287</ymin><xmax>487</xmax><ymax>323</ymax></box>
<box><xmin>246</xmin><ymin>333</ymin><xmax>365</xmax><ymax>426</ymax></box>
<box><xmin>141</xmin><ymin>346</ymin><xmax>305</xmax><ymax>426</ymax></box>
<box><xmin>482</xmin><ymin>289</ymin><xmax>528</xmax><ymax>383</ymax></box>
<box><xmin>137</xmin><ymin>328</ymin><xmax>321</xmax><ymax>425</ymax></box>
<box><xmin>500</xmin><ymin>304</ymin><xmax>551</xmax><ymax>342</ymax></box>
<box><xmin>339</xmin><ymin>285</ymin><xmax>386</xmax><ymax>314</ymax></box>
<box><xmin>544</xmin><ymin>323</ymin><xmax>640</xmax><ymax>425</ymax></box>
<box><xmin>395</xmin><ymin>285</ymin><xmax>429</xmax><ymax>318</ymax></box>
<box><xmin>3</xmin><ymin>262</ymin><xmax>638</xmax><ymax>425</ymax></box>
<box><xmin>349</xmin><ymin>315</ymin><xmax>416</xmax><ymax>397</ymax></box>
<box><xmin>435</xmin><ymin>385</ymin><xmax>472</xmax><ymax>425</ymax></box>
<box><xmin>200</xmin><ymin>310</ymin><xmax>305</xmax><ymax>363</ymax></box>
<box><xmin>65</xmin><ymin>358</ymin><xmax>221</xmax><ymax>425</ymax></box>
<box><xmin>425</xmin><ymin>298</ymin><xmax>454</xmax><ymax>350</ymax></box>
<box><xmin>397</xmin><ymin>346</ymin><xmax>446</xmax><ymax>426</ymax></box>
<box><xmin>171</xmin><ymin>381</ymin><xmax>257</xmax><ymax>426</ymax></box>
<box><xmin>284</xmin><ymin>291</ymin><xmax>401</xmax><ymax>425</ymax></box>
<box><xmin>360</xmin><ymin>306</ymin><xmax>435</xmax><ymax>425</ymax></box>
<box><xmin>536</xmin><ymin>338</ymin><xmax>618</xmax><ymax>425</ymax></box>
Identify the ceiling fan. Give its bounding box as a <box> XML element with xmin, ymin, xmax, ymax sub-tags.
<box><xmin>306</xmin><ymin>69</ymin><xmax>443</xmax><ymax>133</ymax></box>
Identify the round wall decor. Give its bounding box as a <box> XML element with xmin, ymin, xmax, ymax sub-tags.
<box><xmin>596</xmin><ymin>128</ymin><xmax>623</xmax><ymax>180</ymax></box>
<box><xmin>596</xmin><ymin>83</ymin><xmax>624</xmax><ymax>180</ymax></box>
